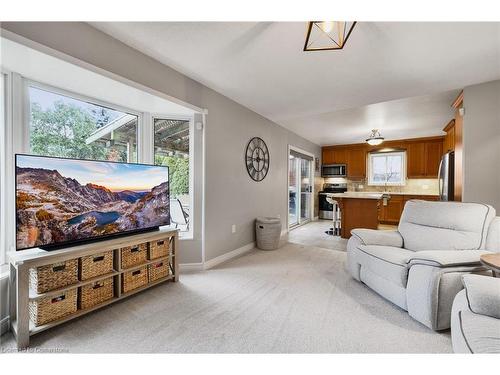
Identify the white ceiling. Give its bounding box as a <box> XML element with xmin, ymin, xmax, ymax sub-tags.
<box><xmin>91</xmin><ymin>22</ymin><xmax>500</xmax><ymax>145</ymax></box>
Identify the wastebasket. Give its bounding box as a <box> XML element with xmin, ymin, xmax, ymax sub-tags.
<box><xmin>255</xmin><ymin>217</ymin><xmax>282</xmax><ymax>250</ymax></box>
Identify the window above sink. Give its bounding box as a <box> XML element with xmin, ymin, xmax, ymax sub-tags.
<box><xmin>368</xmin><ymin>151</ymin><xmax>406</xmax><ymax>186</ymax></box>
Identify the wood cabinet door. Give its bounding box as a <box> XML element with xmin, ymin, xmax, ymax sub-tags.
<box><xmin>443</xmin><ymin>125</ymin><xmax>455</xmax><ymax>153</ymax></box>
<box><xmin>425</xmin><ymin>141</ymin><xmax>443</xmax><ymax>178</ymax></box>
<box><xmin>322</xmin><ymin>148</ymin><xmax>335</xmax><ymax>165</ymax></box>
<box><xmin>382</xmin><ymin>195</ymin><xmax>405</xmax><ymax>224</ymax></box>
<box><xmin>347</xmin><ymin>147</ymin><xmax>366</xmax><ymax>178</ymax></box>
<box><xmin>407</xmin><ymin>142</ymin><xmax>426</xmax><ymax>178</ymax></box>
<box><xmin>404</xmin><ymin>195</ymin><xmax>440</xmax><ymax>202</ymax></box>
<box><xmin>332</xmin><ymin>148</ymin><xmax>347</xmax><ymax>164</ymax></box>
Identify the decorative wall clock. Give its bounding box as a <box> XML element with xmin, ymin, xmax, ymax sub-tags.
<box><xmin>245</xmin><ymin>137</ymin><xmax>270</xmax><ymax>182</ymax></box>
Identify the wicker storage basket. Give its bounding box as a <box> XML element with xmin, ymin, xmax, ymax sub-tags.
<box><xmin>29</xmin><ymin>288</ymin><xmax>77</xmax><ymax>326</ymax></box>
<box><xmin>79</xmin><ymin>277</ymin><xmax>114</xmax><ymax>310</ymax></box>
<box><xmin>148</xmin><ymin>238</ymin><xmax>170</xmax><ymax>260</ymax></box>
<box><xmin>29</xmin><ymin>259</ymin><xmax>79</xmax><ymax>294</ymax></box>
<box><xmin>80</xmin><ymin>251</ymin><xmax>114</xmax><ymax>281</ymax></box>
<box><xmin>122</xmin><ymin>266</ymin><xmax>148</xmax><ymax>293</ymax></box>
<box><xmin>120</xmin><ymin>243</ymin><xmax>147</xmax><ymax>269</ymax></box>
<box><xmin>148</xmin><ymin>261</ymin><xmax>169</xmax><ymax>282</ymax></box>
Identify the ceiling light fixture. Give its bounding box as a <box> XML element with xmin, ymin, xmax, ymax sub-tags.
<box><xmin>366</xmin><ymin>129</ymin><xmax>385</xmax><ymax>146</ymax></box>
<box><xmin>304</xmin><ymin>21</ymin><xmax>356</xmax><ymax>51</ymax></box>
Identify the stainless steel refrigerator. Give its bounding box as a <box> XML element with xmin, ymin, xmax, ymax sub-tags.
<box><xmin>438</xmin><ymin>151</ymin><xmax>455</xmax><ymax>201</ymax></box>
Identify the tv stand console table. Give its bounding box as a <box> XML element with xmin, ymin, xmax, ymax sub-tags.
<box><xmin>8</xmin><ymin>227</ymin><xmax>179</xmax><ymax>349</ymax></box>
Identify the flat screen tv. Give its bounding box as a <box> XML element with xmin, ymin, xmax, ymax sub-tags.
<box><xmin>16</xmin><ymin>154</ymin><xmax>170</xmax><ymax>251</ymax></box>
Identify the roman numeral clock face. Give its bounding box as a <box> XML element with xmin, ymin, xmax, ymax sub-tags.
<box><xmin>245</xmin><ymin>137</ymin><xmax>270</xmax><ymax>182</ymax></box>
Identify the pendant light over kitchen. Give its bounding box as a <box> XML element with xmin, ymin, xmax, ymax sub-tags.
<box><xmin>366</xmin><ymin>129</ymin><xmax>385</xmax><ymax>146</ymax></box>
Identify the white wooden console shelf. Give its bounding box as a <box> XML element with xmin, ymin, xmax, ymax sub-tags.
<box><xmin>8</xmin><ymin>227</ymin><xmax>179</xmax><ymax>348</ymax></box>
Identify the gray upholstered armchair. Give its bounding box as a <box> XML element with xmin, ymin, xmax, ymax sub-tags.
<box><xmin>347</xmin><ymin>200</ymin><xmax>500</xmax><ymax>331</ymax></box>
<box><xmin>451</xmin><ymin>275</ymin><xmax>500</xmax><ymax>353</ymax></box>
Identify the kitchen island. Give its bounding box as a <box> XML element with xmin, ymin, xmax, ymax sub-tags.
<box><xmin>330</xmin><ymin>192</ymin><xmax>384</xmax><ymax>239</ymax></box>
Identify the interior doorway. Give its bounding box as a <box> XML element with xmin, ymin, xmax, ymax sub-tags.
<box><xmin>288</xmin><ymin>147</ymin><xmax>314</xmax><ymax>229</ymax></box>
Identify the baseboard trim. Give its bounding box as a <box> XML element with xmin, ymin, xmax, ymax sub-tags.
<box><xmin>0</xmin><ymin>316</ymin><xmax>10</xmax><ymax>336</ymax></box>
<box><xmin>179</xmin><ymin>263</ymin><xmax>204</xmax><ymax>272</ymax></box>
<box><xmin>204</xmin><ymin>242</ymin><xmax>255</xmax><ymax>270</ymax></box>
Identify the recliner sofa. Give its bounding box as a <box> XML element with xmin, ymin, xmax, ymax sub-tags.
<box><xmin>451</xmin><ymin>274</ymin><xmax>500</xmax><ymax>353</ymax></box>
<box><xmin>347</xmin><ymin>200</ymin><xmax>500</xmax><ymax>330</ymax></box>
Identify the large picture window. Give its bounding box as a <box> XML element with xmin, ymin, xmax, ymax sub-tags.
<box><xmin>0</xmin><ymin>45</ymin><xmax>199</xmax><ymax>264</ymax></box>
<box><xmin>29</xmin><ymin>85</ymin><xmax>138</xmax><ymax>162</ymax></box>
<box><xmin>154</xmin><ymin>118</ymin><xmax>191</xmax><ymax>233</ymax></box>
<box><xmin>368</xmin><ymin>151</ymin><xmax>406</xmax><ymax>186</ymax></box>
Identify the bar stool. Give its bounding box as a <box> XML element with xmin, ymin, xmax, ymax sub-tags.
<box><xmin>325</xmin><ymin>196</ymin><xmax>341</xmax><ymax>236</ymax></box>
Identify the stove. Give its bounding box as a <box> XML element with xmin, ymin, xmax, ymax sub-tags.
<box><xmin>319</xmin><ymin>183</ymin><xmax>348</xmax><ymax>194</ymax></box>
<box><xmin>319</xmin><ymin>183</ymin><xmax>347</xmax><ymax>220</ymax></box>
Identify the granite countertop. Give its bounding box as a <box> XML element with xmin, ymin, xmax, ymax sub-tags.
<box><xmin>329</xmin><ymin>192</ymin><xmax>384</xmax><ymax>200</ymax></box>
<box><xmin>374</xmin><ymin>191</ymin><xmax>439</xmax><ymax>196</ymax></box>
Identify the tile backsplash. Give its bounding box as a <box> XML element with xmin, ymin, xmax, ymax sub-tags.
<box><xmin>324</xmin><ymin>177</ymin><xmax>439</xmax><ymax>195</ymax></box>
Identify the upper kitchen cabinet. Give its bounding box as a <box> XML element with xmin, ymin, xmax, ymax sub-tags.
<box><xmin>322</xmin><ymin>136</ymin><xmax>443</xmax><ymax>180</ymax></box>
<box><xmin>322</xmin><ymin>147</ymin><xmax>347</xmax><ymax>165</ymax></box>
<box><xmin>406</xmin><ymin>142</ymin><xmax>426</xmax><ymax>177</ymax></box>
<box><xmin>406</xmin><ymin>138</ymin><xmax>443</xmax><ymax>178</ymax></box>
<box><xmin>425</xmin><ymin>140</ymin><xmax>443</xmax><ymax>177</ymax></box>
<box><xmin>443</xmin><ymin>119</ymin><xmax>456</xmax><ymax>153</ymax></box>
<box><xmin>346</xmin><ymin>147</ymin><xmax>367</xmax><ymax>178</ymax></box>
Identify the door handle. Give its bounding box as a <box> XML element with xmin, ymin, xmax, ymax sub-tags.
<box><xmin>437</xmin><ymin>159</ymin><xmax>443</xmax><ymax>198</ymax></box>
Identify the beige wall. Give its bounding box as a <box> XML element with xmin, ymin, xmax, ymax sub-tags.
<box><xmin>0</xmin><ymin>22</ymin><xmax>321</xmax><ymax>264</ymax></box>
<box><xmin>463</xmin><ymin>80</ymin><xmax>500</xmax><ymax>211</ymax></box>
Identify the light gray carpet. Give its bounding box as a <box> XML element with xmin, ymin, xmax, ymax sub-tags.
<box><xmin>286</xmin><ymin>220</ymin><xmax>349</xmax><ymax>251</ymax></box>
<box><xmin>0</xmin><ymin>241</ymin><xmax>451</xmax><ymax>353</ymax></box>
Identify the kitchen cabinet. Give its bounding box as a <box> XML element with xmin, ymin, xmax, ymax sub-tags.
<box><xmin>379</xmin><ymin>194</ymin><xmax>440</xmax><ymax>224</ymax></box>
<box><xmin>443</xmin><ymin>119</ymin><xmax>455</xmax><ymax>153</ymax></box>
<box><xmin>321</xmin><ymin>136</ymin><xmax>443</xmax><ymax>180</ymax></box>
<box><xmin>338</xmin><ymin>197</ymin><xmax>380</xmax><ymax>239</ymax></box>
<box><xmin>424</xmin><ymin>141</ymin><xmax>443</xmax><ymax>177</ymax></box>
<box><xmin>406</xmin><ymin>142</ymin><xmax>426</xmax><ymax>177</ymax></box>
<box><xmin>407</xmin><ymin>139</ymin><xmax>443</xmax><ymax>178</ymax></box>
<box><xmin>379</xmin><ymin>195</ymin><xmax>405</xmax><ymax>225</ymax></box>
<box><xmin>322</xmin><ymin>147</ymin><xmax>347</xmax><ymax>165</ymax></box>
<box><xmin>346</xmin><ymin>147</ymin><xmax>366</xmax><ymax>178</ymax></box>
<box><xmin>404</xmin><ymin>195</ymin><xmax>439</xmax><ymax>202</ymax></box>
<box><xmin>322</xmin><ymin>148</ymin><xmax>335</xmax><ymax>164</ymax></box>
<box><xmin>452</xmin><ymin>92</ymin><xmax>464</xmax><ymax>201</ymax></box>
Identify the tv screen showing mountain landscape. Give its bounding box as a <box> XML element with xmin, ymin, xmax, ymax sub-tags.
<box><xmin>16</xmin><ymin>155</ymin><xmax>170</xmax><ymax>250</ymax></box>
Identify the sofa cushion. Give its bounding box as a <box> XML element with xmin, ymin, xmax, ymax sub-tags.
<box><xmin>399</xmin><ymin>201</ymin><xmax>496</xmax><ymax>251</ymax></box>
<box><xmin>463</xmin><ymin>275</ymin><xmax>500</xmax><ymax>319</ymax></box>
<box><xmin>356</xmin><ymin>245</ymin><xmax>413</xmax><ymax>287</ymax></box>
<box><xmin>351</xmin><ymin>229</ymin><xmax>404</xmax><ymax>248</ymax></box>
<box><xmin>407</xmin><ymin>250</ymin><xmax>490</xmax><ymax>268</ymax></box>
<box><xmin>486</xmin><ymin>217</ymin><xmax>500</xmax><ymax>253</ymax></box>
<box><xmin>459</xmin><ymin>310</ymin><xmax>500</xmax><ymax>353</ymax></box>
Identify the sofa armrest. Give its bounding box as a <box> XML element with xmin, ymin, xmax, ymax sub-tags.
<box><xmin>407</xmin><ymin>250</ymin><xmax>491</xmax><ymax>268</ymax></box>
<box><xmin>350</xmin><ymin>229</ymin><xmax>403</xmax><ymax>247</ymax></box>
<box><xmin>462</xmin><ymin>274</ymin><xmax>500</xmax><ymax>319</ymax></box>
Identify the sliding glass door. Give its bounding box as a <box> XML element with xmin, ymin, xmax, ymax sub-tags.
<box><xmin>288</xmin><ymin>149</ymin><xmax>313</xmax><ymax>228</ymax></box>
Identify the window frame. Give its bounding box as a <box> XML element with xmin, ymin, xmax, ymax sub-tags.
<box><xmin>367</xmin><ymin>150</ymin><xmax>407</xmax><ymax>186</ymax></box>
<box><xmin>0</xmin><ymin>70</ymin><xmax>12</xmax><ymax>267</ymax></box>
<box><xmin>152</xmin><ymin>114</ymin><xmax>194</xmax><ymax>239</ymax></box>
<box><xmin>1</xmin><ymin>73</ymin><xmax>197</xmax><ymax>265</ymax></box>
<box><xmin>25</xmin><ymin>79</ymin><xmax>144</xmax><ymax>164</ymax></box>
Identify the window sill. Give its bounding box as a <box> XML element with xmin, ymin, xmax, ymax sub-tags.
<box><xmin>179</xmin><ymin>233</ymin><xmax>194</xmax><ymax>241</ymax></box>
<box><xmin>0</xmin><ymin>264</ymin><xmax>9</xmax><ymax>279</ymax></box>
<box><xmin>367</xmin><ymin>183</ymin><xmax>406</xmax><ymax>187</ymax></box>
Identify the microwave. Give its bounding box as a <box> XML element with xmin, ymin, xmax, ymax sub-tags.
<box><xmin>322</xmin><ymin>164</ymin><xmax>347</xmax><ymax>177</ymax></box>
